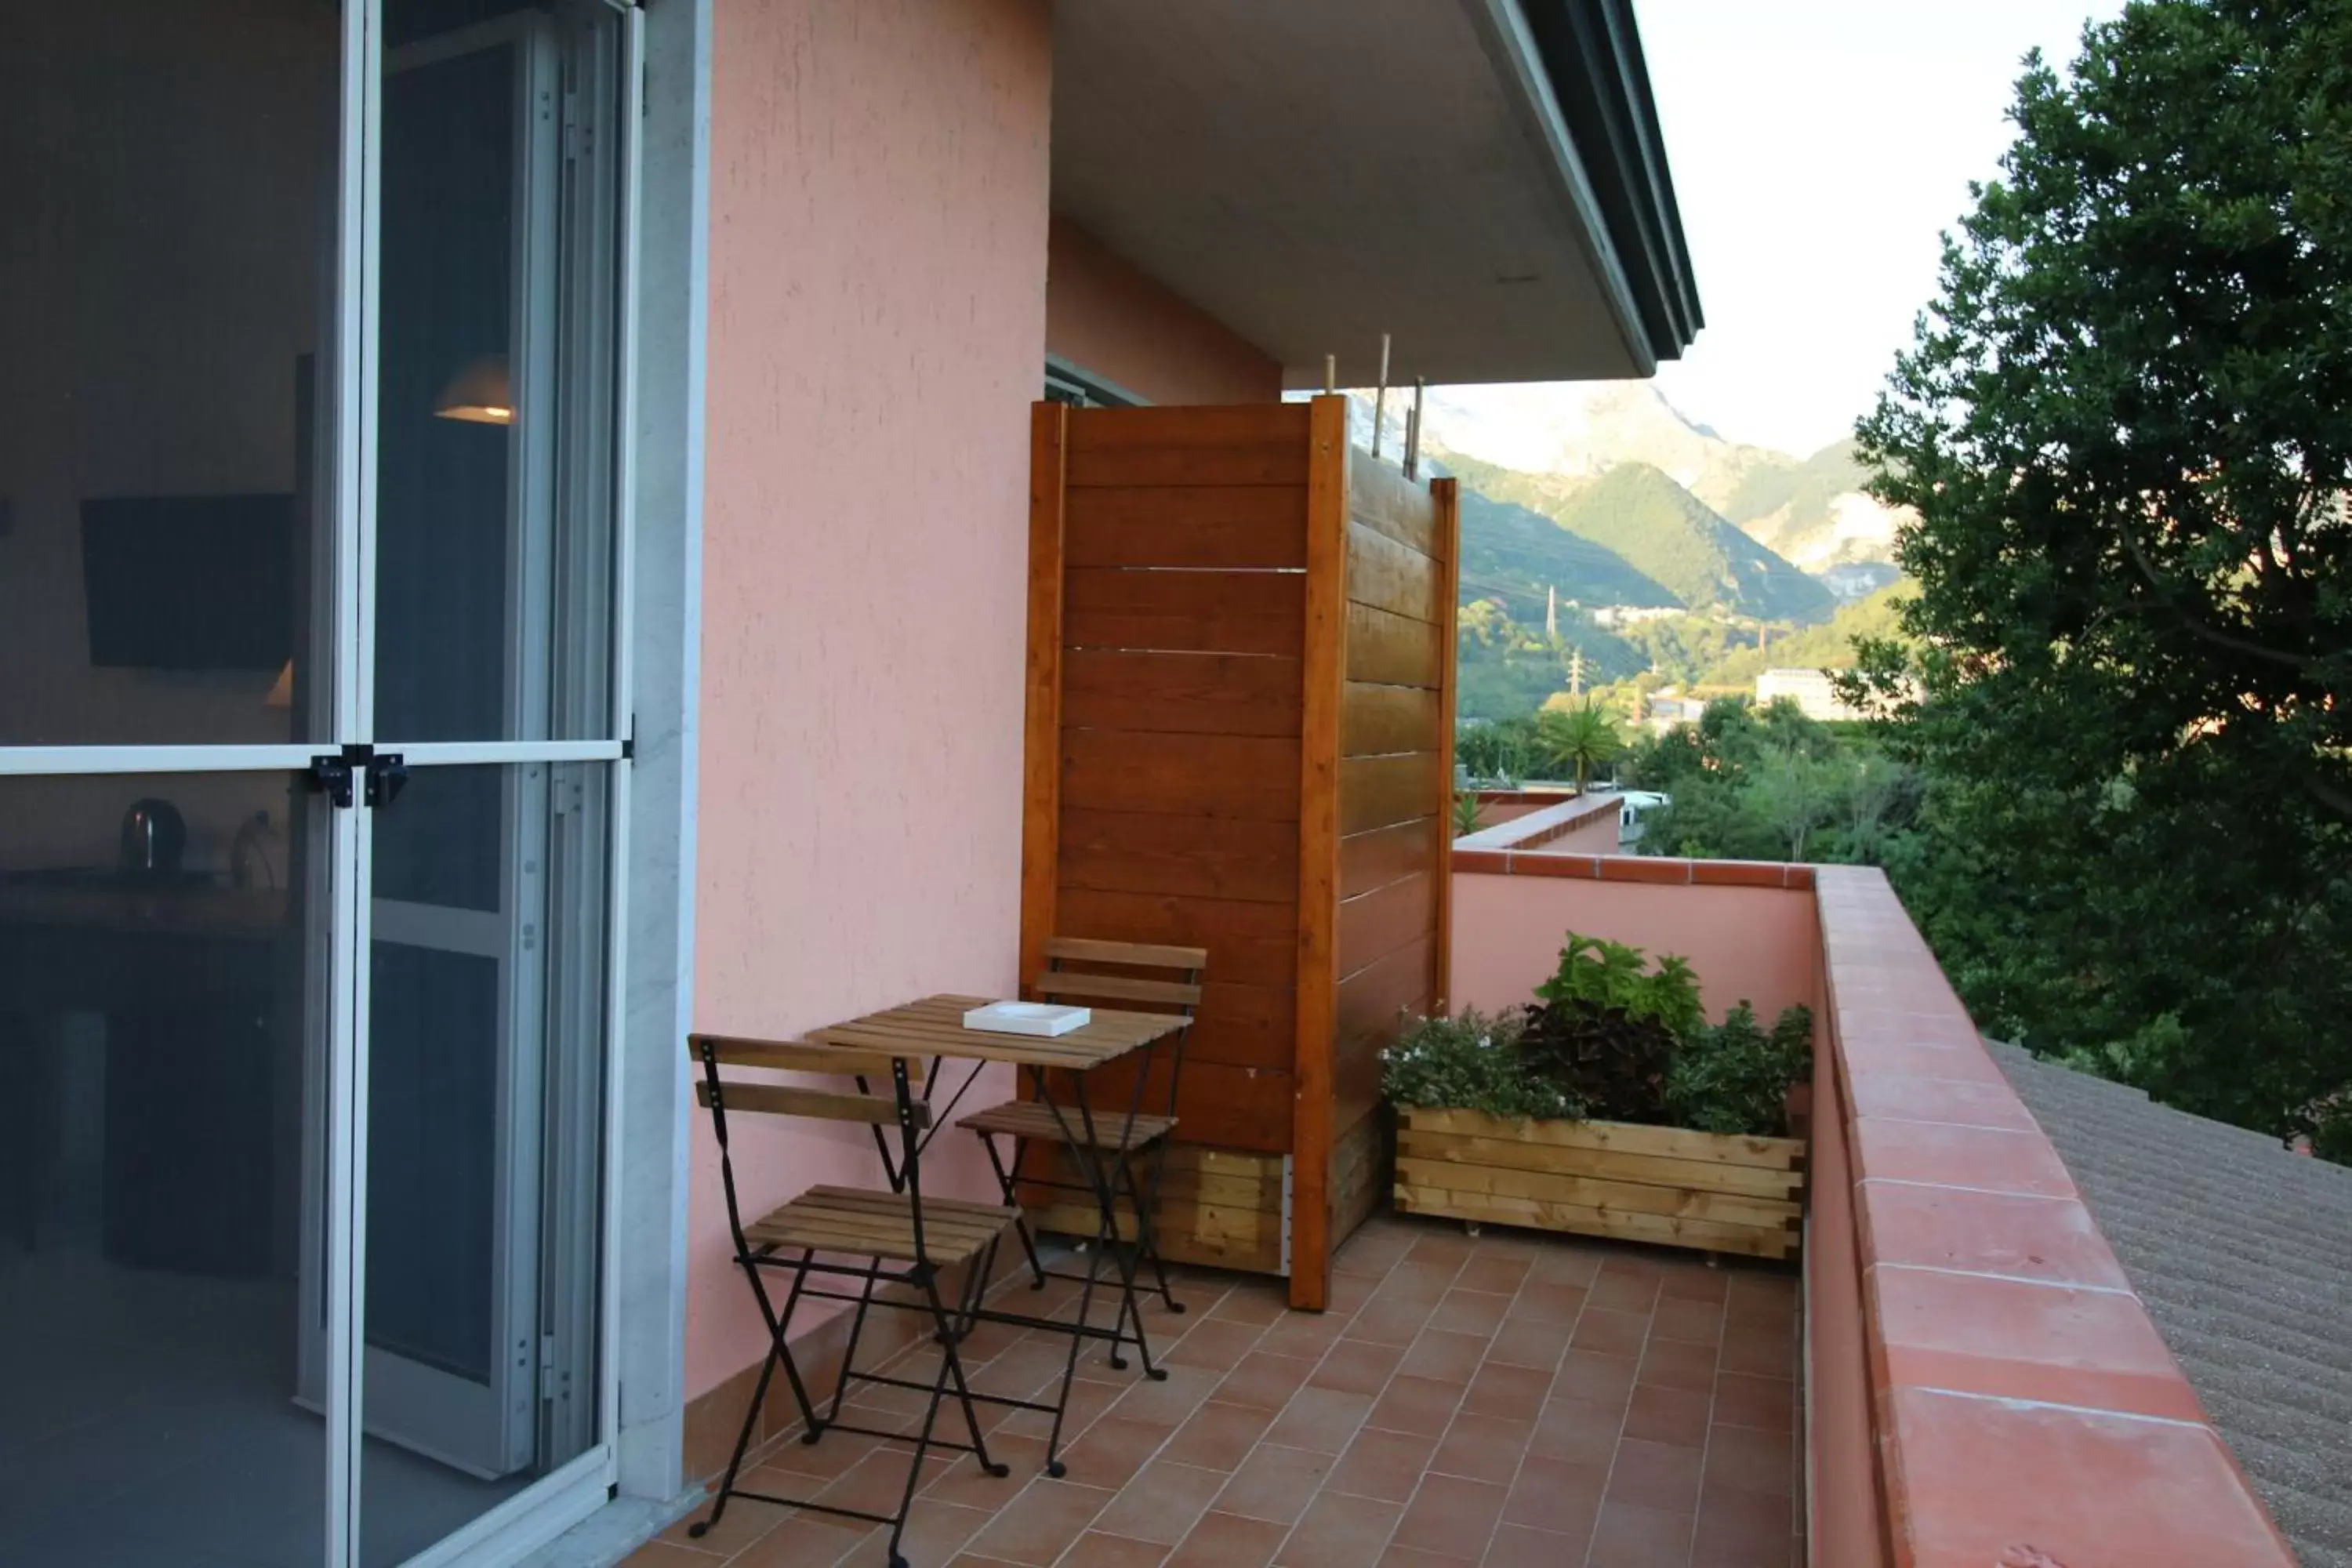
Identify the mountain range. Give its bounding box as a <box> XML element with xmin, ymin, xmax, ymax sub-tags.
<box><xmin>1348</xmin><ymin>382</ymin><xmax>1910</xmax><ymax>623</ymax></box>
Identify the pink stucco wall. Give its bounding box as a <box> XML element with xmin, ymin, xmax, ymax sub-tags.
<box><xmin>691</xmin><ymin>0</ymin><xmax>1050</xmax><ymax>1400</ymax></box>
<box><xmin>1450</xmin><ymin>865</ymin><xmax>1823</xmax><ymax>1027</ymax></box>
<box><xmin>1044</xmin><ymin>216</ymin><xmax>1283</xmax><ymax>405</ymax></box>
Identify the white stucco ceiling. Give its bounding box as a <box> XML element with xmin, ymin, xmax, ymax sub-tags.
<box><xmin>1051</xmin><ymin>0</ymin><xmax>1662</xmax><ymax>389</ymax></box>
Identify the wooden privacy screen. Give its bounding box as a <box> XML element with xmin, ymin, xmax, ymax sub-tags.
<box><xmin>1022</xmin><ymin>395</ymin><xmax>1461</xmax><ymax>1309</ymax></box>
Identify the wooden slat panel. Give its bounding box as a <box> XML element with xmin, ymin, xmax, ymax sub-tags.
<box><xmin>1031</xmin><ymin>971</ymin><xmax>1202</xmax><ymax>1007</ymax></box>
<box><xmin>1340</xmin><ymin>753</ymin><xmax>1445</xmax><ymax>837</ymax></box>
<box><xmin>1058</xmin><ymin>808</ymin><xmax>1299</xmax><ymax>904</ymax></box>
<box><xmin>1397</xmin><ymin>1127</ymin><xmax>1803</xmax><ymax>1199</ymax></box>
<box><xmin>1020</xmin><ymin>402</ymin><xmax>1070</xmax><ymax>1004</ymax></box>
<box><xmin>1345</xmin><ymin>520</ymin><xmax>1443</xmax><ymax>623</ymax></box>
<box><xmin>1339</xmin><ymin>816</ymin><xmax>1441</xmax><ymax>900</ymax></box>
<box><xmin>1330</xmin><ymin>1105</ymin><xmax>1385</xmax><ymax>1247</ymax></box>
<box><xmin>1053</xmin><ymin>887</ymin><xmax>1300</xmax><ymax>989</ymax></box>
<box><xmin>1341</xmin><ymin>682</ymin><xmax>1442</xmax><ymax>758</ymax></box>
<box><xmin>1068</xmin><ymin>404</ymin><xmax>1312</xmax><ymax>452</ymax></box>
<box><xmin>1042</xmin><ymin>936</ymin><xmax>1210</xmax><ymax>971</ymax></box>
<box><xmin>1432</xmin><ymin>477</ymin><xmax>1461</xmax><ymax>1014</ymax></box>
<box><xmin>1345</xmin><ymin>601</ymin><xmax>1444</xmax><ymax>688</ymax></box>
<box><xmin>1148</xmin><ymin>982</ymin><xmax>1294</xmax><ymax>1072</ymax></box>
<box><xmin>1290</xmin><ymin>394</ymin><xmax>1349</xmax><ymax>1312</ymax></box>
<box><xmin>1062</xmin><ymin>730</ymin><xmax>1302</xmax><ymax>822</ymax></box>
<box><xmin>1334</xmin><ymin>934</ymin><xmax>1435</xmax><ymax>1134</ymax></box>
<box><xmin>1078</xmin><ymin>1057</ymin><xmax>1295</xmax><ymax>1152</ymax></box>
<box><xmin>1400</xmin><ymin>1107</ymin><xmax>1806</xmax><ymax>1169</ymax></box>
<box><xmin>1064</xmin><ymin>486</ymin><xmax>1307</xmax><ymax>569</ymax></box>
<box><xmin>694</xmin><ymin>1080</ymin><xmax>922</xmax><ymax>1128</ymax></box>
<box><xmin>1337</xmin><ymin>873</ymin><xmax>1436</xmax><ymax>977</ymax></box>
<box><xmin>1349</xmin><ymin>445</ymin><xmax>1440</xmax><ymax>555</ymax></box>
<box><xmin>1067</xmin><ymin>445</ymin><xmax>1307</xmax><ymax>488</ymax></box>
<box><xmin>1394</xmin><ymin>1186</ymin><xmax>1795</xmax><ymax>1261</ymax></box>
<box><xmin>1394</xmin><ymin>1156</ymin><xmax>1799</xmax><ymax>1229</ymax></box>
<box><xmin>1064</xmin><ymin>568</ymin><xmax>1302</xmax><ymax>656</ymax></box>
<box><xmin>1062</xmin><ymin>649</ymin><xmax>1303</xmax><ymax>739</ymax></box>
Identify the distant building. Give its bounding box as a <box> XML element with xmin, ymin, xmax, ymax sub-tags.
<box><xmin>1643</xmin><ymin>688</ymin><xmax>1707</xmax><ymax>735</ymax></box>
<box><xmin>1591</xmin><ymin>604</ymin><xmax>1685</xmax><ymax>628</ymax></box>
<box><xmin>1756</xmin><ymin>667</ymin><xmax>1864</xmax><ymax>721</ymax></box>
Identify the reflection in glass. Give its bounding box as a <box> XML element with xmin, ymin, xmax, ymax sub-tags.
<box><xmin>0</xmin><ymin>5</ymin><xmax>338</xmax><ymax>749</ymax></box>
<box><xmin>0</xmin><ymin>772</ymin><xmax>328</xmax><ymax>1566</ymax></box>
<box><xmin>360</xmin><ymin>763</ymin><xmax>607</xmax><ymax>1566</ymax></box>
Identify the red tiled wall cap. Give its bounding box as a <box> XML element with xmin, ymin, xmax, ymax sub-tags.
<box><xmin>1450</xmin><ymin>842</ymin><xmax>1816</xmax><ymax>891</ymax></box>
<box><xmin>1817</xmin><ymin>866</ymin><xmax>2298</xmax><ymax>1566</ymax></box>
<box><xmin>1455</xmin><ymin>791</ymin><xmax>1624</xmax><ymax>853</ymax></box>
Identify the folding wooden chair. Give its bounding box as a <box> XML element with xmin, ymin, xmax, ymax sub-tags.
<box><xmin>954</xmin><ymin>938</ymin><xmax>1205</xmax><ymax>1369</ymax></box>
<box><xmin>686</xmin><ymin>1035</ymin><xmax>1017</xmax><ymax>1568</ymax></box>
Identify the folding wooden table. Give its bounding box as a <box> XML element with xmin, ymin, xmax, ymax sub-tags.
<box><xmin>808</xmin><ymin>993</ymin><xmax>1190</xmax><ymax>1472</ymax></box>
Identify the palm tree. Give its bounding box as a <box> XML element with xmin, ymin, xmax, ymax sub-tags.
<box><xmin>1536</xmin><ymin>699</ymin><xmax>1624</xmax><ymax>794</ymax></box>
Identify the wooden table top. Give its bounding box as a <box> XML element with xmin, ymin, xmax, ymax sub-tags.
<box><xmin>809</xmin><ymin>993</ymin><xmax>1186</xmax><ymax>1070</ymax></box>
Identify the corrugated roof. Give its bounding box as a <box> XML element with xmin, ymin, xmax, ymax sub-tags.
<box><xmin>1991</xmin><ymin>1042</ymin><xmax>2352</xmax><ymax>1568</ymax></box>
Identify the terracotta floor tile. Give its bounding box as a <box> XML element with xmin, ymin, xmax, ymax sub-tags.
<box><xmin>1501</xmin><ymin>1454</ymin><xmax>1607</xmax><ymax>1537</ymax></box>
<box><xmin>1399</xmin><ymin>1327</ymin><xmax>1490</xmax><ymax>1385</ymax></box>
<box><xmin>1060</xmin><ymin>1414</ymin><xmax>1178</xmax><ymax>1491</ymax></box>
<box><xmin>619</xmin><ymin>1544</ymin><xmax>709</xmax><ymax>1567</ymax></box>
<box><xmin>1308</xmin><ymin>1336</ymin><xmax>1408</xmax><ymax>1396</ymax></box>
<box><xmin>1711</xmin><ymin>1375</ymin><xmax>1793</xmax><ymax>1433</ymax></box>
<box><xmin>1389</xmin><ymin>1472</ymin><xmax>1508</xmax><ymax>1556</ymax></box>
<box><xmin>1700</xmin><ymin>1424</ymin><xmax>1793</xmax><ymax>1499</ymax></box>
<box><xmin>1380</xmin><ymin>1544</ymin><xmax>1477</xmax><ymax>1568</ymax></box>
<box><xmin>1161</xmin><ymin>1399</ymin><xmax>1276</xmax><ymax>1472</ymax></box>
<box><xmin>1657</xmin><ymin>1267</ymin><xmax>1729</xmax><ymax>1305</ymax></box>
<box><xmin>1064</xmin><ymin>1530</ymin><xmax>1174</xmax><ymax>1566</ymax></box>
<box><xmin>1483</xmin><ymin>1522</ymin><xmax>1593</xmax><ymax>1567</ymax></box>
<box><xmin>1570</xmin><ymin>1308</ymin><xmax>1651</xmax><ymax>1359</ymax></box>
<box><xmin>1274</xmin><ymin>1490</ymin><xmax>1404</xmax><ymax>1568</ymax></box>
<box><xmin>1164</xmin><ymin>1509</ymin><xmax>1291</xmax><ymax>1568</ymax></box>
<box><xmin>1484</xmin><ymin>1313</ymin><xmax>1574</xmax><ymax>1374</ymax></box>
<box><xmin>1326</xmin><ymin>1426</ymin><xmax>1439</xmax><ymax>1500</ymax></box>
<box><xmin>1456</xmin><ymin>1254</ymin><xmax>1533</xmax><ymax>1296</ymax></box>
<box><xmin>1406</xmin><ymin>1231</ymin><xmax>1481</xmax><ymax>1270</ymax></box>
<box><xmin>1106</xmin><ymin>1365</ymin><xmax>1224</xmax><ymax>1429</ymax></box>
<box><xmin>1585</xmin><ymin>1500</ymin><xmax>1695</xmax><ymax>1567</ymax></box>
<box><xmin>1258</xmin><ymin>1308</ymin><xmax>1359</xmax><ymax>1359</ymax></box>
<box><xmin>1590</xmin><ymin>1266</ymin><xmax>1663</xmax><ymax>1314</ymax></box>
<box><xmin>1261</xmin><ymin>1386</ymin><xmax>1377</xmax><ymax>1454</ymax></box>
<box><xmin>655</xmin><ymin>1493</ymin><xmax>791</xmax><ymax>1558</ymax></box>
<box><xmin>891</xmin><ymin>1499</ymin><xmax>997</xmax><ymax>1564</ymax></box>
<box><xmin>1715</xmin><ymin>1327</ymin><xmax>1795</xmax><ymax>1381</ymax></box>
<box><xmin>1621</xmin><ymin>1384</ymin><xmax>1711</xmax><ymax>1450</ymax></box>
<box><xmin>1530</xmin><ymin>1396</ymin><xmax>1624</xmax><ymax>1465</ymax></box>
<box><xmin>1635</xmin><ymin>1337</ymin><xmax>1718</xmax><ymax>1396</ymax></box>
<box><xmin>925</xmin><ymin>1435</ymin><xmax>1047</xmax><ymax>1508</ymax></box>
<box><xmin>948</xmin><ymin>1555</ymin><xmax>1033</xmax><ymax>1568</ymax></box>
<box><xmin>807</xmin><ymin>1446</ymin><xmax>955</xmax><ymax>1519</ymax></box>
<box><xmin>1164</xmin><ymin>1319</ymin><xmax>1270</xmax><ymax>1375</ymax></box>
<box><xmin>1511</xmin><ymin>1280</ymin><xmax>1591</xmax><ymax>1327</ymax></box>
<box><xmin>1527</xmin><ymin>1249</ymin><xmax>1604</xmax><ymax>1288</ymax></box>
<box><xmin>1694</xmin><ymin>1480</ymin><xmax>1791</xmax><ymax>1545</ymax></box>
<box><xmin>753</xmin><ymin>1427</ymin><xmax>884</xmax><ymax>1482</ymax></box>
<box><xmin>1606</xmin><ymin>1438</ymin><xmax>1704</xmax><ymax>1514</ymax></box>
<box><xmin>1428</xmin><ymin>1289</ymin><xmax>1512</xmax><ymax>1339</ymax></box>
<box><xmin>1445</xmin><ymin>1360</ymin><xmax>1537</xmax><ymax>1422</ymax></box>
<box><xmin>727</xmin><ymin>1509</ymin><xmax>878</xmax><ymax>1567</ymax></box>
<box><xmin>1214</xmin><ymin>1350</ymin><xmax>1322</xmax><ymax>1414</ymax></box>
<box><xmin>1371</xmin><ymin>1372</ymin><xmax>1470</xmax><ymax>1436</ymax></box>
<box><xmin>1379</xmin><ymin>1259</ymin><xmax>1467</xmax><ymax>1305</ymax></box>
<box><xmin>1553</xmin><ymin>1350</ymin><xmax>1637</xmax><ymax>1406</ymax></box>
<box><xmin>1351</xmin><ymin>1296</ymin><xmax>1439</xmax><ymax>1348</ymax></box>
<box><xmin>1091</xmin><ymin>1457</ymin><xmax>1230</xmax><ymax>1544</ymax></box>
<box><xmin>1650</xmin><ymin>1297</ymin><xmax>1726</xmax><ymax>1348</ymax></box>
<box><xmin>1208</xmin><ymin>1285</ymin><xmax>1295</xmax><ymax>1327</ymax></box>
<box><xmin>1210</xmin><ymin>1442</ymin><xmax>1335</xmax><ymax>1526</ymax></box>
<box><xmin>1428</xmin><ymin>1410</ymin><xmax>1538</xmax><ymax>1485</ymax></box>
<box><xmin>960</xmin><ymin>1478</ymin><xmax>1116</xmax><ymax>1566</ymax></box>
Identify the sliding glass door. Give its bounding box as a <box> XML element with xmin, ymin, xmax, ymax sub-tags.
<box><xmin>0</xmin><ymin>3</ymin><xmax>637</xmax><ymax>1565</ymax></box>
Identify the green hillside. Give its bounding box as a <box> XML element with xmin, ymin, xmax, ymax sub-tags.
<box><xmin>1447</xmin><ymin>454</ymin><xmax>1837</xmax><ymax>625</ymax></box>
<box><xmin>1454</xmin><ymin>484</ymin><xmax>1680</xmax><ymax>623</ymax></box>
<box><xmin>1697</xmin><ymin>579</ymin><xmax>1915</xmax><ymax>688</ymax></box>
<box><xmin>1455</xmin><ymin>597</ymin><xmax>1646</xmax><ymax>722</ymax></box>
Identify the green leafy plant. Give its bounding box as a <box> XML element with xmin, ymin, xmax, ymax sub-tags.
<box><xmin>1667</xmin><ymin>1003</ymin><xmax>1815</xmax><ymax>1137</ymax></box>
<box><xmin>1453</xmin><ymin>791</ymin><xmax>1487</xmax><ymax>837</ymax></box>
<box><xmin>1520</xmin><ymin>935</ymin><xmax>1704</xmax><ymax>1125</ymax></box>
<box><xmin>1381</xmin><ymin>1009</ymin><xmax>1581</xmax><ymax>1122</ymax></box>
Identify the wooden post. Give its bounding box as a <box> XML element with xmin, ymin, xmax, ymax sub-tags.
<box><xmin>1431</xmin><ymin>477</ymin><xmax>1461</xmax><ymax>1015</ymax></box>
<box><xmin>1290</xmin><ymin>394</ymin><xmax>1349</xmax><ymax>1311</ymax></box>
<box><xmin>1018</xmin><ymin>402</ymin><xmax>1069</xmax><ymax>995</ymax></box>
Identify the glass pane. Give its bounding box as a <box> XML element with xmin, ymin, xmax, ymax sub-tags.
<box><xmin>0</xmin><ymin>5</ymin><xmax>340</xmax><ymax>748</ymax></box>
<box><xmin>0</xmin><ymin>771</ymin><xmax>330</xmax><ymax>1567</ymax></box>
<box><xmin>360</xmin><ymin>761</ymin><xmax>607</xmax><ymax>1565</ymax></box>
<box><xmin>373</xmin><ymin>0</ymin><xmax>624</xmax><ymax>745</ymax></box>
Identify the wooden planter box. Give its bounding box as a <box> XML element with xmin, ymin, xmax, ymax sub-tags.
<box><xmin>1394</xmin><ymin>1106</ymin><xmax>1805</xmax><ymax>1260</ymax></box>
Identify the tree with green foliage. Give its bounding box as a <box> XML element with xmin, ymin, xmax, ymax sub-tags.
<box><xmin>1852</xmin><ymin>0</ymin><xmax>2352</xmax><ymax>1154</ymax></box>
<box><xmin>1535</xmin><ymin>699</ymin><xmax>1625</xmax><ymax>794</ymax></box>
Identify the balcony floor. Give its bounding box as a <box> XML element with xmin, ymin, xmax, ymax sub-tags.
<box><xmin>631</xmin><ymin>1214</ymin><xmax>1803</xmax><ymax>1568</ymax></box>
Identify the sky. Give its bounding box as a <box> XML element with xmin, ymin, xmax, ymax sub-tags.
<box><xmin>1625</xmin><ymin>0</ymin><xmax>2128</xmax><ymax>456</ymax></box>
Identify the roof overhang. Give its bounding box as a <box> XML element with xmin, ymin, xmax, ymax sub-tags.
<box><xmin>1050</xmin><ymin>0</ymin><xmax>1702</xmax><ymax>390</ymax></box>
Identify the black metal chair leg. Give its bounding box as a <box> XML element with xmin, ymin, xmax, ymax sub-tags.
<box><xmin>688</xmin><ymin>1332</ymin><xmax>784</xmax><ymax>1537</ymax></box>
<box><xmin>980</xmin><ymin>1131</ymin><xmax>1050</xmax><ymax>1289</ymax></box>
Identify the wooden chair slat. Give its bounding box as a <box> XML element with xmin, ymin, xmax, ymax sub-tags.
<box><xmin>687</xmin><ymin>1033</ymin><xmax>925</xmax><ymax>1081</ymax></box>
<box><xmin>1031</xmin><ymin>972</ymin><xmax>1203</xmax><ymax>1007</ymax></box>
<box><xmin>1043</xmin><ymin>936</ymin><xmax>1208</xmax><ymax>971</ymax></box>
<box><xmin>695</xmin><ymin>1079</ymin><xmax>929</xmax><ymax>1131</ymax></box>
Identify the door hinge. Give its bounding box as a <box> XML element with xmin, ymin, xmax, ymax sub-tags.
<box><xmin>303</xmin><ymin>746</ymin><xmax>406</xmax><ymax>810</ymax></box>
